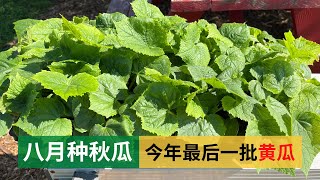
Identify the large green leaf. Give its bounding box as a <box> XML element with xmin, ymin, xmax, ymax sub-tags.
<box><xmin>119</xmin><ymin>105</ymin><xmax>154</xmax><ymax>136</ymax></box>
<box><xmin>265</xmin><ymin>96</ymin><xmax>291</xmax><ymax>135</ymax></box>
<box><xmin>0</xmin><ymin>113</ymin><xmax>14</xmax><ymax>136</ymax></box>
<box><xmin>89</xmin><ymin>92</ymin><xmax>117</xmax><ymax>119</ymax></box>
<box><xmin>219</xmin><ymin>23</ymin><xmax>250</xmax><ymax>48</ymax></box>
<box><xmin>0</xmin><ymin>56</ymin><xmax>21</xmax><ymax>86</ymax></box>
<box><xmin>133</xmin><ymin>55</ymin><xmax>171</xmax><ymax>76</ymax></box>
<box><xmin>248</xmin><ymin>80</ymin><xmax>266</xmax><ymax>101</ymax></box>
<box><xmin>293</xmin><ymin>112</ymin><xmax>320</xmax><ymax>175</ymax></box>
<box><xmin>14</xmin><ymin>19</ymin><xmax>40</xmax><ymax>42</ymax></box>
<box><xmin>95</xmin><ymin>73</ymin><xmax>127</xmax><ymax>98</ymax></box>
<box><xmin>181</xmin><ymin>65</ymin><xmax>217</xmax><ymax>82</ymax></box>
<box><xmin>48</xmin><ymin>60</ymin><xmax>101</xmax><ymax>76</ymax></box>
<box><xmin>27</xmin><ymin>18</ymin><xmax>62</xmax><ymax>41</ymax></box>
<box><xmin>178</xmin><ymin>114</ymin><xmax>226</xmax><ymax>136</ymax></box>
<box><xmin>89</xmin><ymin>116</ymin><xmax>134</xmax><ymax>136</ymax></box>
<box><xmin>215</xmin><ymin>46</ymin><xmax>245</xmax><ymax>77</ymax></box>
<box><xmin>14</xmin><ymin>98</ymin><xmax>72</xmax><ymax>136</ymax></box>
<box><xmin>2</xmin><ymin>74</ymin><xmax>37</xmax><ymax>114</ymax></box>
<box><xmin>284</xmin><ymin>31</ymin><xmax>320</xmax><ymax>65</ymax></box>
<box><xmin>96</xmin><ymin>12</ymin><xmax>127</xmax><ymax>30</ymax></box>
<box><xmin>131</xmin><ymin>0</ymin><xmax>164</xmax><ymax>18</ymax></box>
<box><xmin>246</xmin><ymin>105</ymin><xmax>284</xmax><ymax>136</ymax></box>
<box><xmin>60</xmin><ymin>34</ymin><xmax>101</xmax><ymax>63</ymax></box>
<box><xmin>145</xmin><ymin>68</ymin><xmax>199</xmax><ymax>89</ymax></box>
<box><xmin>115</xmin><ymin>17</ymin><xmax>167</xmax><ymax>56</ymax></box>
<box><xmin>205</xmin><ymin>77</ymin><xmax>248</xmax><ymax>99</ymax></box>
<box><xmin>131</xmin><ymin>82</ymin><xmax>180</xmax><ymax>136</ymax></box>
<box><xmin>206</xmin><ymin>23</ymin><xmax>233</xmax><ymax>49</ymax></box>
<box><xmin>283</xmin><ymin>74</ymin><xmax>301</xmax><ymax>98</ymax></box>
<box><xmin>222</xmin><ymin>96</ymin><xmax>256</xmax><ymax>122</ymax></box>
<box><xmin>185</xmin><ymin>93</ymin><xmax>206</xmax><ymax>119</ymax></box>
<box><xmin>18</xmin><ymin>118</ymin><xmax>72</xmax><ymax>136</ymax></box>
<box><xmin>255</xmin><ymin>59</ymin><xmax>300</xmax><ymax>96</ymax></box>
<box><xmin>289</xmin><ymin>83</ymin><xmax>320</xmax><ymax>117</ymax></box>
<box><xmin>100</xmin><ymin>49</ymin><xmax>133</xmax><ymax>81</ymax></box>
<box><xmin>244</xmin><ymin>43</ymin><xmax>270</xmax><ymax>64</ymax></box>
<box><xmin>62</xmin><ymin>17</ymin><xmax>105</xmax><ymax>45</ymax></box>
<box><xmin>33</xmin><ymin>70</ymin><xmax>98</xmax><ymax>101</ymax></box>
<box><xmin>177</xmin><ymin>23</ymin><xmax>210</xmax><ymax>66</ymax></box>
<box><xmin>72</xmin><ymin>96</ymin><xmax>105</xmax><ymax>133</ymax></box>
<box><xmin>88</xmin><ymin>74</ymin><xmax>127</xmax><ymax>118</ymax></box>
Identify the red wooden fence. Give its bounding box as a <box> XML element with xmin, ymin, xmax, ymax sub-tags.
<box><xmin>171</xmin><ymin>0</ymin><xmax>320</xmax><ymax>12</ymax></box>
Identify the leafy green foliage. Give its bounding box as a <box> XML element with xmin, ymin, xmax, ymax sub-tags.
<box><xmin>1</xmin><ymin>0</ymin><xmax>320</xmax><ymax>176</ymax></box>
<box><xmin>177</xmin><ymin>23</ymin><xmax>210</xmax><ymax>66</ymax></box>
<box><xmin>0</xmin><ymin>113</ymin><xmax>14</xmax><ymax>136</ymax></box>
<box><xmin>115</xmin><ymin>17</ymin><xmax>167</xmax><ymax>56</ymax></box>
<box><xmin>33</xmin><ymin>71</ymin><xmax>98</xmax><ymax>101</ymax></box>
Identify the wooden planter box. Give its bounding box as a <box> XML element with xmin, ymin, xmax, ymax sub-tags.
<box><xmin>48</xmin><ymin>166</ymin><xmax>320</xmax><ymax>179</ymax></box>
<box><xmin>47</xmin><ymin>74</ymin><xmax>320</xmax><ymax>179</ymax></box>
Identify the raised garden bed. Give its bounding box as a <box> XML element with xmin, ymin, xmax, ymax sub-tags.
<box><xmin>1</xmin><ymin>0</ymin><xmax>320</xmax><ymax>179</ymax></box>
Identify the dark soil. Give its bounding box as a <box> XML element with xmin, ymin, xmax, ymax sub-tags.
<box><xmin>202</xmin><ymin>10</ymin><xmax>293</xmax><ymax>39</ymax></box>
<box><xmin>245</xmin><ymin>10</ymin><xmax>293</xmax><ymax>39</ymax></box>
<box><xmin>0</xmin><ymin>134</ymin><xmax>48</xmax><ymax>180</ymax></box>
<box><xmin>39</xmin><ymin>0</ymin><xmax>111</xmax><ymax>20</ymax></box>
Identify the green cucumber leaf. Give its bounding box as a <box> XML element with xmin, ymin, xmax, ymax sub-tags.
<box><xmin>289</xmin><ymin>83</ymin><xmax>320</xmax><ymax>117</ymax></box>
<box><xmin>62</xmin><ymin>17</ymin><xmax>105</xmax><ymax>44</ymax></box>
<box><xmin>222</xmin><ymin>96</ymin><xmax>256</xmax><ymax>122</ymax></box>
<box><xmin>33</xmin><ymin>70</ymin><xmax>98</xmax><ymax>101</ymax></box>
<box><xmin>246</xmin><ymin>105</ymin><xmax>284</xmax><ymax>136</ymax></box>
<box><xmin>177</xmin><ymin>23</ymin><xmax>210</xmax><ymax>66</ymax></box>
<box><xmin>131</xmin><ymin>0</ymin><xmax>164</xmax><ymax>18</ymax></box>
<box><xmin>293</xmin><ymin>112</ymin><xmax>320</xmax><ymax>176</ymax></box>
<box><xmin>2</xmin><ymin>74</ymin><xmax>37</xmax><ymax>114</ymax></box>
<box><xmin>265</xmin><ymin>96</ymin><xmax>291</xmax><ymax>135</ymax></box>
<box><xmin>284</xmin><ymin>31</ymin><xmax>320</xmax><ymax>65</ymax></box>
<box><xmin>185</xmin><ymin>94</ymin><xmax>206</xmax><ymax>119</ymax></box>
<box><xmin>131</xmin><ymin>82</ymin><xmax>180</xmax><ymax>136</ymax></box>
<box><xmin>133</xmin><ymin>55</ymin><xmax>171</xmax><ymax>76</ymax></box>
<box><xmin>14</xmin><ymin>19</ymin><xmax>40</xmax><ymax>42</ymax></box>
<box><xmin>88</xmin><ymin>73</ymin><xmax>127</xmax><ymax>118</ymax></box>
<box><xmin>219</xmin><ymin>23</ymin><xmax>250</xmax><ymax>48</ymax></box>
<box><xmin>115</xmin><ymin>17</ymin><xmax>167</xmax><ymax>56</ymax></box>
<box><xmin>48</xmin><ymin>60</ymin><xmax>101</xmax><ymax>77</ymax></box>
<box><xmin>14</xmin><ymin>98</ymin><xmax>72</xmax><ymax>136</ymax></box>
<box><xmin>215</xmin><ymin>46</ymin><xmax>245</xmax><ymax>77</ymax></box>
<box><xmin>182</xmin><ymin>65</ymin><xmax>217</xmax><ymax>82</ymax></box>
<box><xmin>96</xmin><ymin>12</ymin><xmax>127</xmax><ymax>30</ymax></box>
<box><xmin>0</xmin><ymin>113</ymin><xmax>14</xmax><ymax>136</ymax></box>
<box><xmin>178</xmin><ymin>114</ymin><xmax>226</xmax><ymax>136</ymax></box>
<box><xmin>27</xmin><ymin>18</ymin><xmax>62</xmax><ymax>41</ymax></box>
<box><xmin>72</xmin><ymin>96</ymin><xmax>105</xmax><ymax>133</ymax></box>
<box><xmin>248</xmin><ymin>80</ymin><xmax>266</xmax><ymax>101</ymax></box>
<box><xmin>89</xmin><ymin>116</ymin><xmax>134</xmax><ymax>136</ymax></box>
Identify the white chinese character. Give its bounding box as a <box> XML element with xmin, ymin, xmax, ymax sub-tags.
<box><xmin>89</xmin><ymin>141</ymin><xmax>99</xmax><ymax>162</ymax></box>
<box><xmin>97</xmin><ymin>141</ymin><xmax>110</xmax><ymax>162</ymax></box>
<box><xmin>67</xmin><ymin>141</ymin><xmax>76</xmax><ymax>162</ymax></box>
<box><xmin>75</xmin><ymin>141</ymin><xmax>88</xmax><ymax>162</ymax></box>
<box><xmin>111</xmin><ymin>141</ymin><xmax>132</xmax><ymax>162</ymax></box>
<box><xmin>23</xmin><ymin>142</ymin><xmax>44</xmax><ymax>162</ymax></box>
<box><xmin>46</xmin><ymin>142</ymin><xmax>64</xmax><ymax>162</ymax></box>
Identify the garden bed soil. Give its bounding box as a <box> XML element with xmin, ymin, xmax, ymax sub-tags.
<box><xmin>0</xmin><ymin>134</ymin><xmax>48</xmax><ymax>180</ymax></box>
<box><xmin>39</xmin><ymin>0</ymin><xmax>293</xmax><ymax>39</ymax></box>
